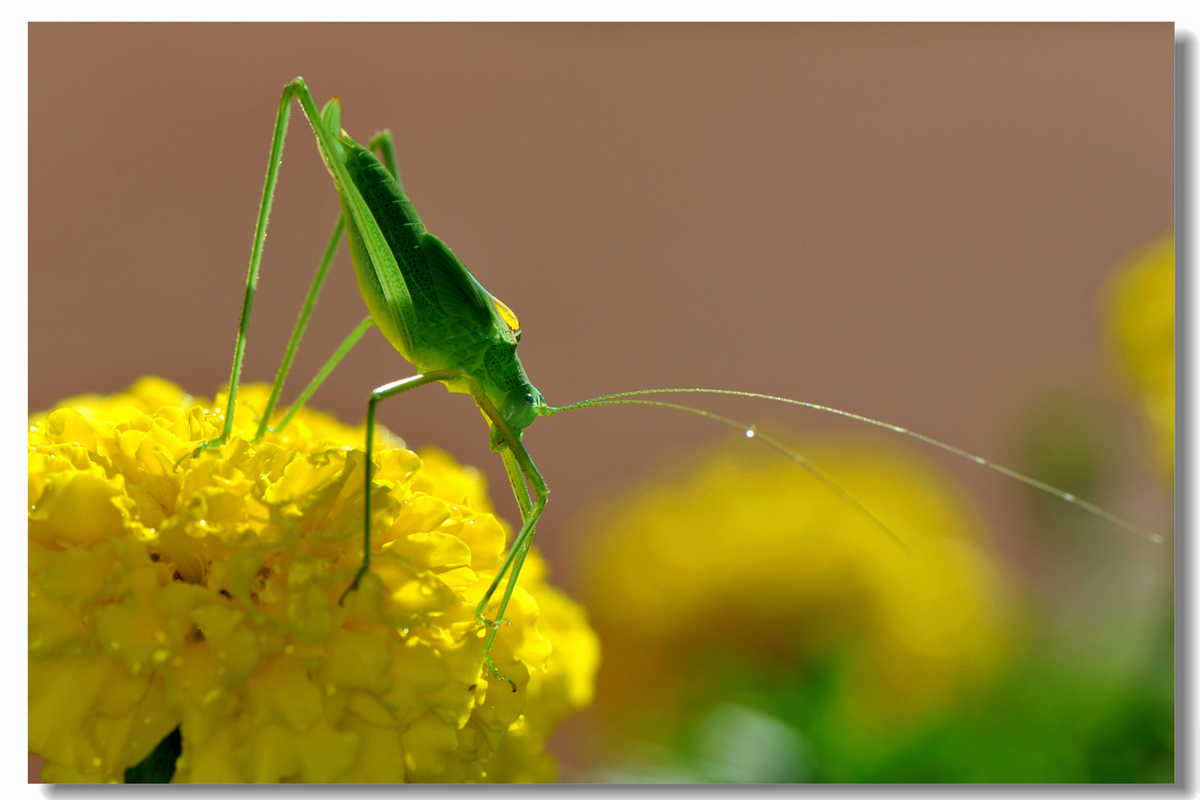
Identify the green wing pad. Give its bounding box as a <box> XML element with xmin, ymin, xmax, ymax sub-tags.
<box><xmin>345</xmin><ymin>144</ymin><xmax>422</xmax><ymax>228</ymax></box>
<box><xmin>341</xmin><ymin>141</ymin><xmax>511</xmax><ymax>365</ymax></box>
<box><xmin>344</xmin><ymin>146</ymin><xmax>442</xmax><ymax>309</ymax></box>
<box><xmin>420</xmin><ymin>233</ymin><xmax>492</xmax><ymax>328</ymax></box>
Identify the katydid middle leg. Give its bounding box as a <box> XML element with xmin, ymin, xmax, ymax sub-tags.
<box><xmin>266</xmin><ymin>315</ymin><xmax>374</xmax><ymax>437</ymax></box>
<box><xmin>339</xmin><ymin>369</ymin><xmax>458</xmax><ymax>605</ymax></box>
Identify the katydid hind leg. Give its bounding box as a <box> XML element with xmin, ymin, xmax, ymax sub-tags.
<box><xmin>177</xmin><ymin>87</ymin><xmax>299</xmax><ymax>466</ymax></box>
<box><xmin>368</xmin><ymin>130</ymin><xmax>401</xmax><ymax>186</ymax></box>
<box><xmin>184</xmin><ymin>78</ymin><xmax>408</xmax><ymax>467</ymax></box>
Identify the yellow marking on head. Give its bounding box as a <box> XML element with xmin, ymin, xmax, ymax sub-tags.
<box><xmin>494</xmin><ymin>297</ymin><xmax>520</xmax><ymax>332</ymax></box>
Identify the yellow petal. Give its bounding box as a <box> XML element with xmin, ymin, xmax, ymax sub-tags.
<box><xmin>245</xmin><ymin>651</ymin><xmax>324</xmax><ymax>733</ymax></box>
<box><xmin>31</xmin><ymin>472</ymin><xmax>125</xmax><ymax>545</ymax></box>
<box><xmin>401</xmin><ymin>710</ymin><xmax>460</xmax><ymax>782</ymax></box>
<box><xmin>334</xmin><ymin>712</ymin><xmax>406</xmax><ymax>782</ymax></box>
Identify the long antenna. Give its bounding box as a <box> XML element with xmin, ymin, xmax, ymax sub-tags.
<box><xmin>543</xmin><ymin>395</ymin><xmax>908</xmax><ymax>549</ymax></box>
<box><xmin>539</xmin><ymin>388</ymin><xmax>1163</xmax><ymax>544</ymax></box>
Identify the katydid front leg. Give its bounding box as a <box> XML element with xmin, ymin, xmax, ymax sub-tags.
<box><xmin>468</xmin><ymin>394</ymin><xmax>550</xmax><ymax>690</ymax></box>
<box><xmin>475</xmin><ymin>446</ymin><xmax>544</xmax><ymax>692</ymax></box>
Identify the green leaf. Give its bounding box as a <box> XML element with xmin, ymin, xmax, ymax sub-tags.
<box><xmin>124</xmin><ymin>726</ymin><xmax>181</xmax><ymax>784</ymax></box>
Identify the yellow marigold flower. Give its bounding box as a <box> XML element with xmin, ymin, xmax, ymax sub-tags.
<box><xmin>1105</xmin><ymin>232</ymin><xmax>1175</xmax><ymax>480</ymax></box>
<box><xmin>581</xmin><ymin>440</ymin><xmax>1013</xmax><ymax>735</ymax></box>
<box><xmin>29</xmin><ymin>378</ymin><xmax>599</xmax><ymax>783</ymax></box>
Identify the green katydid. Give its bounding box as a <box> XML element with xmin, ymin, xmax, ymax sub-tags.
<box><xmin>182</xmin><ymin>77</ymin><xmax>1161</xmax><ymax>687</ymax></box>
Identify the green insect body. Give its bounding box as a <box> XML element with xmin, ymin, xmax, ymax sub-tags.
<box><xmin>336</xmin><ymin>133</ymin><xmax>544</xmax><ymax>437</ymax></box>
<box><xmin>185</xmin><ymin>77</ymin><xmax>553</xmax><ymax>688</ymax></box>
<box><xmin>186</xmin><ymin>76</ymin><xmax>1159</xmax><ymax>688</ymax></box>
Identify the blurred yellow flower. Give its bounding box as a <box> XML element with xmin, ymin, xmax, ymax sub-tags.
<box><xmin>29</xmin><ymin>378</ymin><xmax>598</xmax><ymax>783</ymax></box>
<box><xmin>581</xmin><ymin>439</ymin><xmax>1013</xmax><ymax>738</ymax></box>
<box><xmin>1105</xmin><ymin>232</ymin><xmax>1175</xmax><ymax>480</ymax></box>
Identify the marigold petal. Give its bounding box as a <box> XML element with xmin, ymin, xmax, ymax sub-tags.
<box><xmin>336</xmin><ymin>712</ymin><xmax>407</xmax><ymax>782</ymax></box>
<box><xmin>174</xmin><ymin>723</ymin><xmax>241</xmax><ymax>783</ymax></box>
<box><xmin>401</xmin><ymin>711</ymin><xmax>460</xmax><ymax>782</ymax></box>
<box><xmin>320</xmin><ymin>628</ymin><xmax>393</xmax><ymax>696</ymax></box>
<box><xmin>95</xmin><ymin>566</ymin><xmax>167</xmax><ymax>677</ymax></box>
<box><xmin>391</xmin><ymin>531</ymin><xmax>472</xmax><ymax>573</ymax></box>
<box><xmin>30</xmin><ymin>587</ymin><xmax>92</xmax><ymax>658</ymax></box>
<box><xmin>244</xmin><ymin>651</ymin><xmax>324</xmax><ymax>733</ymax></box>
<box><xmin>41</xmin><ymin>541</ymin><xmax>122</xmax><ymax>611</ymax></box>
<box><xmin>380</xmin><ymin>637</ymin><xmax>447</xmax><ymax>725</ymax></box>
<box><xmin>456</xmin><ymin>516</ymin><xmax>506</xmax><ymax>572</ymax></box>
<box><xmin>31</xmin><ymin>472</ymin><xmax>125</xmax><ymax>545</ymax></box>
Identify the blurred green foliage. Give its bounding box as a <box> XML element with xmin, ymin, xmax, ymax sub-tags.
<box><xmin>594</xmin><ymin>613</ymin><xmax>1172</xmax><ymax>783</ymax></box>
<box><xmin>787</xmin><ymin>621</ymin><xmax>1171</xmax><ymax>782</ymax></box>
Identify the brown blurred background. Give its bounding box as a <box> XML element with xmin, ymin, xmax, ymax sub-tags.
<box><xmin>30</xmin><ymin>24</ymin><xmax>1172</xmax><ymax>607</ymax></box>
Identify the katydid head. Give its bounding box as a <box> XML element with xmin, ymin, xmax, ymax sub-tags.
<box><xmin>480</xmin><ymin>341</ymin><xmax>546</xmax><ymax>440</ymax></box>
<box><xmin>499</xmin><ymin>383</ymin><xmax>546</xmax><ymax>434</ymax></box>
